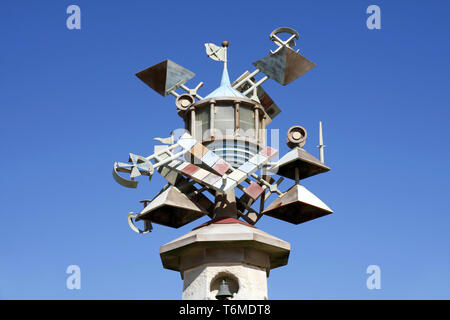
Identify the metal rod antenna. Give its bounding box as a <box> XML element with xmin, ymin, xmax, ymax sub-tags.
<box><xmin>224</xmin><ymin>44</ymin><xmax>228</xmax><ymax>66</ymax></box>
<box><xmin>318</xmin><ymin>121</ymin><xmax>325</xmax><ymax>163</ymax></box>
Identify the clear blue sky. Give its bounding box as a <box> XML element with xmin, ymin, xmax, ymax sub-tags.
<box><xmin>1</xmin><ymin>0</ymin><xmax>449</xmax><ymax>299</ymax></box>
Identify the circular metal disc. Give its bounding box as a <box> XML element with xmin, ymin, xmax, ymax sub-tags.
<box><xmin>176</xmin><ymin>94</ymin><xmax>195</xmax><ymax>111</ymax></box>
<box><xmin>287</xmin><ymin>125</ymin><xmax>307</xmax><ymax>148</ymax></box>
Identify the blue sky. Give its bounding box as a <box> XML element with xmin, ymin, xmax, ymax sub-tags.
<box><xmin>1</xmin><ymin>0</ymin><xmax>449</xmax><ymax>299</ymax></box>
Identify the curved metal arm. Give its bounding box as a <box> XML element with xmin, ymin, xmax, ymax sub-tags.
<box><xmin>270</xmin><ymin>27</ymin><xmax>299</xmax><ymax>41</ymax></box>
<box><xmin>269</xmin><ymin>27</ymin><xmax>300</xmax><ymax>54</ymax></box>
<box><xmin>113</xmin><ymin>163</ymin><xmax>138</xmax><ymax>188</ymax></box>
<box><xmin>127</xmin><ymin>212</ymin><xmax>152</xmax><ymax>234</ymax></box>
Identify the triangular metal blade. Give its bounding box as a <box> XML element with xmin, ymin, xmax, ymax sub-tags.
<box><xmin>270</xmin><ymin>147</ymin><xmax>330</xmax><ymax>180</ymax></box>
<box><xmin>136</xmin><ymin>186</ymin><xmax>208</xmax><ymax>228</ymax></box>
<box><xmin>130</xmin><ymin>166</ymin><xmax>141</xmax><ymax>178</ymax></box>
<box><xmin>137</xmin><ymin>161</ymin><xmax>152</xmax><ymax>172</ymax></box>
<box><xmin>136</xmin><ymin>60</ymin><xmax>195</xmax><ymax>96</ymax></box>
<box><xmin>263</xmin><ymin>184</ymin><xmax>332</xmax><ymax>224</ymax></box>
<box><xmin>252</xmin><ymin>46</ymin><xmax>316</xmax><ymax>85</ymax></box>
<box><xmin>128</xmin><ymin>153</ymin><xmax>138</xmax><ymax>164</ymax></box>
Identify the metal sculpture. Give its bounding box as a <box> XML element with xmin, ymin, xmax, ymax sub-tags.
<box><xmin>113</xmin><ymin>27</ymin><xmax>332</xmax><ymax>232</ymax></box>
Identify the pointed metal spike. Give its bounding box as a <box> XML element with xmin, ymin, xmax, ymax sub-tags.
<box><xmin>318</xmin><ymin>121</ymin><xmax>325</xmax><ymax>164</ymax></box>
<box><xmin>130</xmin><ymin>166</ymin><xmax>141</xmax><ymax>178</ymax></box>
<box><xmin>128</xmin><ymin>153</ymin><xmax>138</xmax><ymax>163</ymax></box>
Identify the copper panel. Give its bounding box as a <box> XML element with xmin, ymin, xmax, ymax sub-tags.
<box><xmin>259</xmin><ymin>146</ymin><xmax>278</xmax><ymax>159</ymax></box>
<box><xmin>244</xmin><ymin>182</ymin><xmax>264</xmax><ymax>201</ymax></box>
<box><xmin>181</xmin><ymin>163</ymin><xmax>200</xmax><ymax>176</ymax></box>
<box><xmin>212</xmin><ymin>159</ymin><xmax>231</xmax><ymax>176</ymax></box>
<box><xmin>190</xmin><ymin>142</ymin><xmax>209</xmax><ymax>159</ymax></box>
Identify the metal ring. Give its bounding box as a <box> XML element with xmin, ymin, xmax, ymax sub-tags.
<box><xmin>128</xmin><ymin>212</ymin><xmax>151</xmax><ymax>234</ymax></box>
<box><xmin>176</xmin><ymin>94</ymin><xmax>195</xmax><ymax>111</ymax></box>
<box><xmin>287</xmin><ymin>125</ymin><xmax>307</xmax><ymax>148</ymax></box>
<box><xmin>113</xmin><ymin>162</ymin><xmax>138</xmax><ymax>188</ymax></box>
<box><xmin>269</xmin><ymin>27</ymin><xmax>299</xmax><ymax>41</ymax></box>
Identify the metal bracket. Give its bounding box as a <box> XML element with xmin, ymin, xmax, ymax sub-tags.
<box><xmin>127</xmin><ymin>212</ymin><xmax>152</xmax><ymax>234</ymax></box>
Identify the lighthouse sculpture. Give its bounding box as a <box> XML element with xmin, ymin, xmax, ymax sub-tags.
<box><xmin>112</xmin><ymin>27</ymin><xmax>333</xmax><ymax>299</ymax></box>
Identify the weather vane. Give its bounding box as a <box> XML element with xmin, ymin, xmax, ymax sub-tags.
<box><xmin>112</xmin><ymin>27</ymin><xmax>333</xmax><ymax>300</ymax></box>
